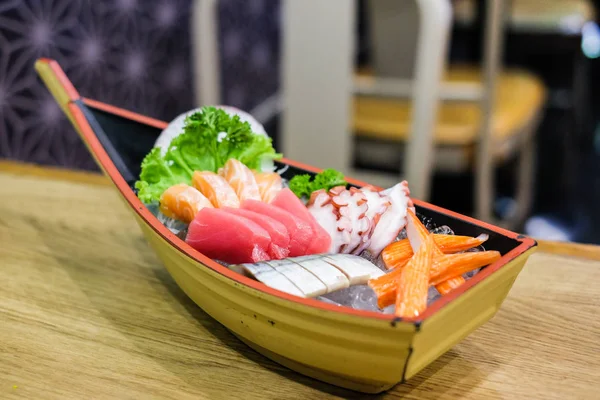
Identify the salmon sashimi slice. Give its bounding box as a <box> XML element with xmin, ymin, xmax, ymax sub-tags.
<box><xmin>254</xmin><ymin>171</ymin><xmax>283</xmax><ymax>203</ymax></box>
<box><xmin>186</xmin><ymin>208</ymin><xmax>270</xmax><ymax>264</ymax></box>
<box><xmin>242</xmin><ymin>199</ymin><xmax>313</xmax><ymax>256</ymax></box>
<box><xmin>159</xmin><ymin>184</ymin><xmax>213</xmax><ymax>223</ymax></box>
<box><xmin>271</xmin><ymin>188</ymin><xmax>331</xmax><ymax>254</ymax></box>
<box><xmin>222</xmin><ymin>207</ymin><xmax>291</xmax><ymax>259</ymax></box>
<box><xmin>429</xmin><ymin>250</ymin><xmax>501</xmax><ymax>285</ymax></box>
<box><xmin>435</xmin><ymin>276</ymin><xmax>466</xmax><ymax>295</ymax></box>
<box><xmin>381</xmin><ymin>233</ymin><xmax>489</xmax><ymax>270</ymax></box>
<box><xmin>395</xmin><ymin>234</ymin><xmax>434</xmax><ymax>319</ymax></box>
<box><xmin>192</xmin><ymin>171</ymin><xmax>240</xmax><ymax>208</ymax></box>
<box><xmin>370</xmin><ymin>248</ymin><xmax>501</xmax><ymax>308</ymax></box>
<box><xmin>219</xmin><ymin>158</ymin><xmax>262</xmax><ymax>202</ymax></box>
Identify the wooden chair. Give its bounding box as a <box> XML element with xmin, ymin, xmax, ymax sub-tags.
<box><xmin>353</xmin><ymin>0</ymin><xmax>546</xmax><ymax>229</ymax></box>
<box><xmin>192</xmin><ymin>0</ymin><xmax>546</xmax><ymax>229</ymax></box>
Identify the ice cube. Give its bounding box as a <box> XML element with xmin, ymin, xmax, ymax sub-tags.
<box><xmin>418</xmin><ymin>213</ymin><xmax>436</xmax><ymax>232</ymax></box>
<box><xmin>397</xmin><ymin>228</ymin><xmax>408</xmax><ymax>240</ymax></box>
<box><xmin>315</xmin><ymin>296</ymin><xmax>343</xmax><ymax>307</ymax></box>
<box><xmin>145</xmin><ymin>201</ymin><xmax>161</xmax><ymax>216</ymax></box>
<box><xmin>463</xmin><ymin>267</ymin><xmax>481</xmax><ymax>279</ymax></box>
<box><xmin>427</xmin><ymin>286</ymin><xmax>441</xmax><ymax>305</ymax></box>
<box><xmin>215</xmin><ymin>259</ymin><xmax>231</xmax><ymax>267</ymax></box>
<box><xmin>157</xmin><ymin>212</ymin><xmax>188</xmax><ymax>235</ymax></box>
<box><xmin>430</xmin><ymin>225</ymin><xmax>454</xmax><ymax>235</ymax></box>
<box><xmin>382</xmin><ymin>304</ymin><xmax>396</xmax><ymax>314</ymax></box>
<box><xmin>358</xmin><ymin>250</ymin><xmax>388</xmax><ymax>271</ymax></box>
<box><xmin>145</xmin><ymin>201</ymin><xmax>188</xmax><ymax>235</ymax></box>
<box><xmin>321</xmin><ymin>285</ymin><xmax>381</xmax><ymax>312</ymax></box>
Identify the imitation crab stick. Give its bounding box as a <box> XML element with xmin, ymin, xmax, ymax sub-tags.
<box><xmin>368</xmin><ymin>266</ymin><xmax>405</xmax><ymax>309</ymax></box>
<box><xmin>381</xmin><ymin>233</ymin><xmax>490</xmax><ymax>270</ymax></box>
<box><xmin>429</xmin><ymin>251</ymin><xmax>501</xmax><ymax>286</ymax></box>
<box><xmin>192</xmin><ymin>171</ymin><xmax>241</xmax><ymax>208</ymax></box>
<box><xmin>369</xmin><ymin>249</ymin><xmax>501</xmax><ymax>309</ymax></box>
<box><xmin>159</xmin><ymin>184</ymin><xmax>213</xmax><ymax>223</ymax></box>
<box><xmin>395</xmin><ymin>234</ymin><xmax>434</xmax><ymax>318</ymax></box>
<box><xmin>435</xmin><ymin>276</ymin><xmax>466</xmax><ymax>295</ymax></box>
<box><xmin>405</xmin><ymin>209</ymin><xmax>431</xmax><ymax>253</ymax></box>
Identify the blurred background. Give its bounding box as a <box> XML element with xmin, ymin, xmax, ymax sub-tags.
<box><xmin>1</xmin><ymin>0</ymin><xmax>600</xmax><ymax>244</ymax></box>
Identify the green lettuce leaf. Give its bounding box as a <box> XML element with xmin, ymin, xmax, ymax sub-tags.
<box><xmin>134</xmin><ymin>148</ymin><xmax>191</xmax><ymax>203</ymax></box>
<box><xmin>134</xmin><ymin>107</ymin><xmax>281</xmax><ymax>204</ymax></box>
<box><xmin>288</xmin><ymin>168</ymin><xmax>348</xmax><ymax>198</ymax></box>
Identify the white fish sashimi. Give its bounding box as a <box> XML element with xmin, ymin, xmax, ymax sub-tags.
<box><xmin>234</xmin><ymin>255</ymin><xmax>382</xmax><ymax>297</ymax></box>
<box><xmin>336</xmin><ymin>255</ymin><xmax>385</xmax><ymax>279</ymax></box>
<box><xmin>266</xmin><ymin>261</ymin><xmax>327</xmax><ymax>298</ymax></box>
<box><xmin>237</xmin><ymin>263</ymin><xmax>304</xmax><ymax>297</ymax></box>
<box><xmin>291</xmin><ymin>258</ymin><xmax>350</xmax><ymax>293</ymax></box>
<box><xmin>322</xmin><ymin>254</ymin><xmax>384</xmax><ymax>285</ymax></box>
<box><xmin>290</xmin><ymin>254</ymin><xmax>323</xmax><ymax>262</ymax></box>
<box><xmin>263</xmin><ymin>259</ymin><xmax>293</xmax><ymax>268</ymax></box>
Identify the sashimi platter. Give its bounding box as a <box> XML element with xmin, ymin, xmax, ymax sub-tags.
<box><xmin>36</xmin><ymin>58</ymin><xmax>537</xmax><ymax>393</ymax></box>
<box><xmin>140</xmin><ymin>106</ymin><xmax>499</xmax><ymax>318</ymax></box>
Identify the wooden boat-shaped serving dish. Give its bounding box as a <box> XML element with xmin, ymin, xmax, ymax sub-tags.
<box><xmin>35</xmin><ymin>58</ymin><xmax>537</xmax><ymax>393</ymax></box>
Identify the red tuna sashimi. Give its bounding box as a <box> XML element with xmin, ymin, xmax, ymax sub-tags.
<box><xmin>271</xmin><ymin>188</ymin><xmax>332</xmax><ymax>254</ymax></box>
<box><xmin>242</xmin><ymin>199</ymin><xmax>312</xmax><ymax>257</ymax></box>
<box><xmin>222</xmin><ymin>207</ymin><xmax>290</xmax><ymax>260</ymax></box>
<box><xmin>186</xmin><ymin>208</ymin><xmax>270</xmax><ymax>264</ymax></box>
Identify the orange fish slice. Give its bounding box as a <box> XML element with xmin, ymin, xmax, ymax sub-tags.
<box><xmin>192</xmin><ymin>171</ymin><xmax>240</xmax><ymax>208</ymax></box>
<box><xmin>381</xmin><ymin>233</ymin><xmax>489</xmax><ymax>270</ymax></box>
<box><xmin>254</xmin><ymin>171</ymin><xmax>283</xmax><ymax>203</ymax></box>
<box><xmin>435</xmin><ymin>276</ymin><xmax>465</xmax><ymax>295</ymax></box>
<box><xmin>160</xmin><ymin>184</ymin><xmax>214</xmax><ymax>223</ymax></box>
<box><xmin>219</xmin><ymin>159</ymin><xmax>261</xmax><ymax>202</ymax></box>
<box><xmin>395</xmin><ymin>234</ymin><xmax>434</xmax><ymax>319</ymax></box>
<box><xmin>429</xmin><ymin>251</ymin><xmax>501</xmax><ymax>286</ymax></box>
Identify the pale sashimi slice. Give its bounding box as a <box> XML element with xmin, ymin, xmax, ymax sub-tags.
<box><xmin>289</xmin><ymin>254</ymin><xmax>323</xmax><ymax>263</ymax></box>
<box><xmin>192</xmin><ymin>171</ymin><xmax>240</xmax><ymax>208</ymax></box>
<box><xmin>254</xmin><ymin>171</ymin><xmax>283</xmax><ymax>203</ymax></box>
<box><xmin>290</xmin><ymin>257</ymin><xmax>350</xmax><ymax>293</ymax></box>
<box><xmin>219</xmin><ymin>158</ymin><xmax>262</xmax><ymax>202</ymax></box>
<box><xmin>265</xmin><ymin>261</ymin><xmax>327</xmax><ymax>297</ymax></box>
<box><xmin>322</xmin><ymin>254</ymin><xmax>384</xmax><ymax>285</ymax></box>
<box><xmin>235</xmin><ymin>262</ymin><xmax>304</xmax><ymax>297</ymax></box>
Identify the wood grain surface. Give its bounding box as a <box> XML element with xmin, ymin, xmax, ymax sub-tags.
<box><xmin>1</xmin><ymin>163</ymin><xmax>599</xmax><ymax>399</ymax></box>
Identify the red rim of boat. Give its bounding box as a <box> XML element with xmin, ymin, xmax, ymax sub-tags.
<box><xmin>40</xmin><ymin>58</ymin><xmax>536</xmax><ymax>324</ymax></box>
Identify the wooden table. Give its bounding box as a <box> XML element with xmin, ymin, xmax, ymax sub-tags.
<box><xmin>1</xmin><ymin>162</ymin><xmax>599</xmax><ymax>399</ymax></box>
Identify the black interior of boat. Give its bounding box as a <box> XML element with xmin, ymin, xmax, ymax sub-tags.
<box><xmin>75</xmin><ymin>100</ymin><xmax>527</xmax><ymax>257</ymax></box>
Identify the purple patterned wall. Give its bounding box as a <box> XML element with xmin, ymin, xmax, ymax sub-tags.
<box><xmin>0</xmin><ymin>0</ymin><xmax>281</xmax><ymax>171</ymax></box>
